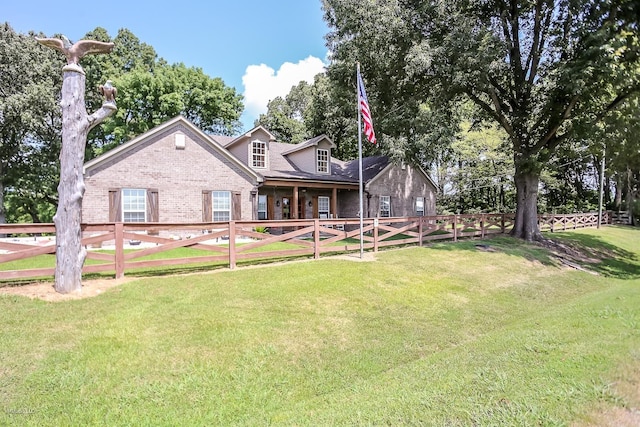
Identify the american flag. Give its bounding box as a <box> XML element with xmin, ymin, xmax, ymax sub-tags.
<box><xmin>357</xmin><ymin>69</ymin><xmax>377</xmax><ymax>144</ymax></box>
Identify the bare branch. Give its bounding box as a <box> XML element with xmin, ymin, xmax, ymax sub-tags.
<box><xmin>87</xmin><ymin>104</ymin><xmax>116</xmax><ymax>132</ymax></box>
<box><xmin>534</xmin><ymin>95</ymin><xmax>579</xmax><ymax>152</ymax></box>
<box><xmin>465</xmin><ymin>89</ymin><xmax>514</xmax><ymax>137</ymax></box>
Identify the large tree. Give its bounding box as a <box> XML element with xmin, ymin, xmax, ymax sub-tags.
<box><xmin>0</xmin><ymin>23</ymin><xmax>63</xmax><ymax>224</ymax></box>
<box><xmin>323</xmin><ymin>0</ymin><xmax>640</xmax><ymax>240</ymax></box>
<box><xmin>1</xmin><ymin>25</ymin><xmax>244</xmax><ymax>223</ymax></box>
<box><xmin>256</xmin><ymin>80</ymin><xmax>312</xmax><ymax>143</ymax></box>
<box><xmin>100</xmin><ymin>63</ymin><xmax>243</xmax><ymax>150</ymax></box>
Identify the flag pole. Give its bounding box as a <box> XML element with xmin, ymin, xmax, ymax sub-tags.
<box><xmin>357</xmin><ymin>63</ymin><xmax>364</xmax><ymax>258</ymax></box>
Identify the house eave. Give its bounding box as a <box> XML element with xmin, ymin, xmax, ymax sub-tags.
<box><xmin>82</xmin><ymin>115</ymin><xmax>263</xmax><ymax>184</ymax></box>
<box><xmin>261</xmin><ymin>178</ymin><xmax>359</xmax><ymax>190</ymax></box>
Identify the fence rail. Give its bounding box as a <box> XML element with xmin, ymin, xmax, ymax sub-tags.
<box><xmin>0</xmin><ymin>211</ymin><xmax>612</xmax><ymax>282</ymax></box>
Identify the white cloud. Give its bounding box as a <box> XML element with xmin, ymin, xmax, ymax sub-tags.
<box><xmin>241</xmin><ymin>56</ymin><xmax>326</xmax><ymax>127</ymax></box>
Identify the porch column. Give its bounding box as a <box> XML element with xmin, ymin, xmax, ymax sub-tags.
<box><xmin>332</xmin><ymin>187</ymin><xmax>337</xmax><ymax>217</ymax></box>
<box><xmin>292</xmin><ymin>185</ymin><xmax>299</xmax><ymax>219</ymax></box>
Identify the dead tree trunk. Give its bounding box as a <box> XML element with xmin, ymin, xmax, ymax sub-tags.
<box><xmin>36</xmin><ymin>36</ymin><xmax>116</xmax><ymax>293</ymax></box>
<box><xmin>55</xmin><ymin>71</ymin><xmax>89</xmax><ymax>293</ymax></box>
<box><xmin>54</xmin><ymin>69</ymin><xmax>115</xmax><ymax>293</ymax></box>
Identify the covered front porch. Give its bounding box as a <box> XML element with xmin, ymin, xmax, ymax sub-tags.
<box><xmin>256</xmin><ymin>179</ymin><xmax>359</xmax><ymax>221</ymax></box>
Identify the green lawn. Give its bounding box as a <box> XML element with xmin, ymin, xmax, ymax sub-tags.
<box><xmin>1</xmin><ymin>225</ymin><xmax>639</xmax><ymax>425</ymax></box>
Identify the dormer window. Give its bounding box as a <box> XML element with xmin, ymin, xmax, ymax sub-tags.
<box><xmin>317</xmin><ymin>148</ymin><xmax>329</xmax><ymax>173</ymax></box>
<box><xmin>251</xmin><ymin>140</ymin><xmax>267</xmax><ymax>168</ymax></box>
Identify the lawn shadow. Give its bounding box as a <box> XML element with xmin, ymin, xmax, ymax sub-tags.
<box><xmin>424</xmin><ymin>228</ymin><xmax>640</xmax><ymax>280</ymax></box>
<box><xmin>548</xmin><ymin>228</ymin><xmax>639</xmax><ymax>279</ymax></box>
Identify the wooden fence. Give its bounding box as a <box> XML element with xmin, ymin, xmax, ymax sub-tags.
<box><xmin>0</xmin><ymin>211</ymin><xmax>612</xmax><ymax>282</ymax></box>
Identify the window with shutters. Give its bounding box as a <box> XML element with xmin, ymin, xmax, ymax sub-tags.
<box><xmin>110</xmin><ymin>189</ymin><xmax>158</xmax><ymax>222</ymax></box>
<box><xmin>212</xmin><ymin>191</ymin><xmax>231</xmax><ymax>221</ymax></box>
<box><xmin>380</xmin><ymin>195</ymin><xmax>391</xmax><ymax>218</ymax></box>
<box><xmin>122</xmin><ymin>189</ymin><xmax>146</xmax><ymax>222</ymax></box>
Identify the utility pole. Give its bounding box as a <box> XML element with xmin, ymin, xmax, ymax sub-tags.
<box><xmin>597</xmin><ymin>146</ymin><xmax>605</xmax><ymax>229</ymax></box>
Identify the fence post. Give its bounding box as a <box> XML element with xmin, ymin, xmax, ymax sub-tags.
<box><xmin>314</xmin><ymin>219</ymin><xmax>320</xmax><ymax>259</ymax></box>
<box><xmin>373</xmin><ymin>219</ymin><xmax>379</xmax><ymax>252</ymax></box>
<box><xmin>480</xmin><ymin>214</ymin><xmax>485</xmax><ymax>239</ymax></box>
<box><xmin>114</xmin><ymin>222</ymin><xmax>125</xmax><ymax>279</ymax></box>
<box><xmin>501</xmin><ymin>214</ymin><xmax>505</xmax><ymax>234</ymax></box>
<box><xmin>228</xmin><ymin>221</ymin><xmax>236</xmax><ymax>269</ymax></box>
<box><xmin>453</xmin><ymin>215</ymin><xmax>458</xmax><ymax>242</ymax></box>
<box><xmin>418</xmin><ymin>216</ymin><xmax>424</xmax><ymax>246</ymax></box>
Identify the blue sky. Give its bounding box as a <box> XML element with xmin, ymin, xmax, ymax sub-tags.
<box><xmin>3</xmin><ymin>0</ymin><xmax>329</xmax><ymax>132</ymax></box>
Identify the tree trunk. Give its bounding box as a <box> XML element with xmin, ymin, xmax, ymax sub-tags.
<box><xmin>510</xmin><ymin>168</ymin><xmax>543</xmax><ymax>241</ymax></box>
<box><xmin>54</xmin><ymin>70</ymin><xmax>90</xmax><ymax>294</ymax></box>
<box><xmin>0</xmin><ymin>174</ymin><xmax>5</xmax><ymax>224</ymax></box>
<box><xmin>0</xmin><ymin>167</ymin><xmax>5</xmax><ymax>237</ymax></box>
<box><xmin>614</xmin><ymin>172</ymin><xmax>623</xmax><ymax>210</ymax></box>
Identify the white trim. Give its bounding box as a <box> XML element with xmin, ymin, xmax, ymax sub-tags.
<box><xmin>212</xmin><ymin>190</ymin><xmax>231</xmax><ymax>222</ymax></box>
<box><xmin>379</xmin><ymin>195</ymin><xmax>391</xmax><ymax>218</ymax></box>
<box><xmin>318</xmin><ymin>196</ymin><xmax>330</xmax><ymax>217</ymax></box>
<box><xmin>224</xmin><ymin>125</ymin><xmax>277</xmax><ymax>149</ymax></box>
<box><xmin>122</xmin><ymin>188</ymin><xmax>147</xmax><ymax>223</ymax></box>
<box><xmin>281</xmin><ymin>135</ymin><xmax>336</xmax><ymax>155</ymax></box>
<box><xmin>316</xmin><ymin>148</ymin><xmax>329</xmax><ymax>174</ymax></box>
<box><xmin>251</xmin><ymin>139</ymin><xmax>267</xmax><ymax>169</ymax></box>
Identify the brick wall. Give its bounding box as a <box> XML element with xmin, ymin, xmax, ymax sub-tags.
<box><xmin>83</xmin><ymin>124</ymin><xmax>258</xmax><ymax>224</ymax></box>
<box><xmin>366</xmin><ymin>163</ymin><xmax>437</xmax><ymax>217</ymax></box>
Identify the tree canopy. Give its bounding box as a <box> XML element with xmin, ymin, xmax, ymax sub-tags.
<box><xmin>0</xmin><ymin>23</ymin><xmax>63</xmax><ymax>223</ymax></box>
<box><xmin>323</xmin><ymin>0</ymin><xmax>640</xmax><ymax>239</ymax></box>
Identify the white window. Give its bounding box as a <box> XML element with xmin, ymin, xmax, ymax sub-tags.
<box><xmin>212</xmin><ymin>191</ymin><xmax>231</xmax><ymax>221</ymax></box>
<box><xmin>258</xmin><ymin>195</ymin><xmax>267</xmax><ymax>220</ymax></box>
<box><xmin>318</xmin><ymin>196</ymin><xmax>330</xmax><ymax>218</ymax></box>
<box><xmin>252</xmin><ymin>140</ymin><xmax>266</xmax><ymax>168</ymax></box>
<box><xmin>122</xmin><ymin>189</ymin><xmax>146</xmax><ymax>222</ymax></box>
<box><xmin>317</xmin><ymin>149</ymin><xmax>329</xmax><ymax>173</ymax></box>
<box><xmin>380</xmin><ymin>196</ymin><xmax>391</xmax><ymax>218</ymax></box>
<box><xmin>416</xmin><ymin>197</ymin><xmax>425</xmax><ymax>216</ymax></box>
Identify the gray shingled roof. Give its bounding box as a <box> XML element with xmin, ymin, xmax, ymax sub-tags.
<box><xmin>336</xmin><ymin>155</ymin><xmax>390</xmax><ymax>181</ymax></box>
<box><xmin>281</xmin><ymin>135</ymin><xmax>335</xmax><ymax>155</ymax></box>
<box><xmin>212</xmin><ymin>130</ymin><xmax>392</xmax><ymax>184</ymax></box>
<box><xmin>260</xmin><ymin>141</ymin><xmax>358</xmax><ymax>183</ymax></box>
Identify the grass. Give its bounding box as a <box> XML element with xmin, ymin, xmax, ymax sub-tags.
<box><xmin>1</xmin><ymin>225</ymin><xmax>639</xmax><ymax>425</ymax></box>
<box><xmin>0</xmin><ymin>242</ymin><xmax>308</xmax><ymax>282</ymax></box>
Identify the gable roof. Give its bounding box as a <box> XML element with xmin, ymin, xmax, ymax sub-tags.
<box><xmin>281</xmin><ymin>135</ymin><xmax>336</xmax><ymax>155</ymax></box>
<box><xmin>255</xmin><ymin>141</ymin><xmax>357</xmax><ymax>184</ymax></box>
<box><xmin>83</xmin><ymin>115</ymin><xmax>262</xmax><ymax>183</ymax></box>
<box><xmin>222</xmin><ymin>125</ymin><xmax>276</xmax><ymax>148</ymax></box>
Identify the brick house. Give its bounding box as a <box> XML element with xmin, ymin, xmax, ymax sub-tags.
<box><xmin>82</xmin><ymin>116</ymin><xmax>437</xmax><ymax>224</ymax></box>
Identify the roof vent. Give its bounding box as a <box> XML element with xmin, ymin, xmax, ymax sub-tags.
<box><xmin>175</xmin><ymin>133</ymin><xmax>186</xmax><ymax>150</ymax></box>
